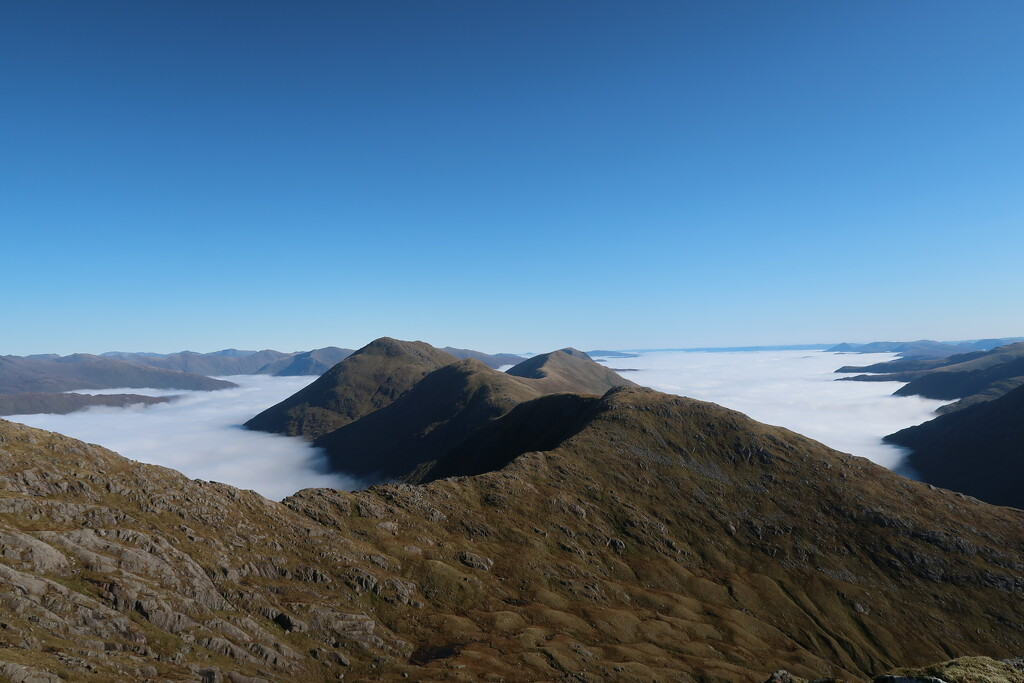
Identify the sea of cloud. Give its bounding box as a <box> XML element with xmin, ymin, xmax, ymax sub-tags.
<box><xmin>8</xmin><ymin>375</ymin><xmax>361</xmax><ymax>501</ymax></box>
<box><xmin>5</xmin><ymin>350</ymin><xmax>948</xmax><ymax>501</ymax></box>
<box><xmin>594</xmin><ymin>350</ymin><xmax>950</xmax><ymax>471</ymax></box>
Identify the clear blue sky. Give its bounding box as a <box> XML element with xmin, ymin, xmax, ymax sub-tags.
<box><xmin>2</xmin><ymin>1</ymin><xmax>1022</xmax><ymax>355</ymax></box>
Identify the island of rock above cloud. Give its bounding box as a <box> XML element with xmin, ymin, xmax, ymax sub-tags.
<box><xmin>246</xmin><ymin>338</ymin><xmax>637</xmax><ymax>481</ymax></box>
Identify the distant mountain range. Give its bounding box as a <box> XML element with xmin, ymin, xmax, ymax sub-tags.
<box><xmin>837</xmin><ymin>341</ymin><xmax>1024</xmax><ymax>413</ymax></box>
<box><xmin>0</xmin><ymin>354</ymin><xmax>236</xmax><ymax>395</ymax></box>
<box><xmin>828</xmin><ymin>337</ymin><xmax>1024</xmax><ymax>359</ymax></box>
<box><xmin>99</xmin><ymin>347</ymin><xmax>355</xmax><ymax>377</ymax></box>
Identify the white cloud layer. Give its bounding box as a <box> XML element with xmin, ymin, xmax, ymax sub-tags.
<box><xmin>8</xmin><ymin>375</ymin><xmax>361</xmax><ymax>501</ymax></box>
<box><xmin>6</xmin><ymin>351</ymin><xmax>947</xmax><ymax>501</ymax></box>
<box><xmin>595</xmin><ymin>350</ymin><xmax>950</xmax><ymax>472</ymax></box>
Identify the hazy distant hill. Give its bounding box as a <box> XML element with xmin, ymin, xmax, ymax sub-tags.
<box><xmin>586</xmin><ymin>349</ymin><xmax>640</xmax><ymax>358</ymax></box>
<box><xmin>829</xmin><ymin>336</ymin><xmax>1024</xmax><ymax>359</ymax></box>
<box><xmin>0</xmin><ymin>354</ymin><xmax>236</xmax><ymax>394</ymax></box>
<box><xmin>439</xmin><ymin>346</ymin><xmax>524</xmax><ymax>368</ymax></box>
<box><xmin>245</xmin><ymin>338</ymin><xmax>456</xmax><ymax>439</ymax></box>
<box><xmin>0</xmin><ymin>392</ymin><xmax>171</xmax><ymax>416</ymax></box>
<box><xmin>838</xmin><ymin>342</ymin><xmax>1024</xmax><ymax>413</ymax></box>
<box><xmin>251</xmin><ymin>346</ymin><xmax>353</xmax><ymax>376</ymax></box>
<box><xmin>3</xmin><ymin>384</ymin><xmax>1024</xmax><ymax>680</ymax></box>
<box><xmin>886</xmin><ymin>384</ymin><xmax>1024</xmax><ymax>509</ymax></box>
<box><xmin>101</xmin><ymin>347</ymin><xmax>355</xmax><ymax>377</ymax></box>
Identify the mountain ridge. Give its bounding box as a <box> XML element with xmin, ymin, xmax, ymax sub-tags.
<box><xmin>2</xmin><ymin>382</ymin><xmax>1024</xmax><ymax>680</ymax></box>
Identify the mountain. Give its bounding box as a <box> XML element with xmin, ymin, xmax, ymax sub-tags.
<box><xmin>244</xmin><ymin>338</ymin><xmax>457</xmax><ymax>439</ymax></box>
<box><xmin>0</xmin><ymin>354</ymin><xmax>236</xmax><ymax>394</ymax></box>
<box><xmin>305</xmin><ymin>346</ymin><xmax>636</xmax><ymax>482</ymax></box>
<box><xmin>254</xmin><ymin>346</ymin><xmax>353</xmax><ymax>376</ymax></box>
<box><xmin>0</xmin><ymin>392</ymin><xmax>171</xmax><ymax>416</ymax></box>
<box><xmin>2</xmin><ymin>384</ymin><xmax>1024</xmax><ymax>681</ymax></box>
<box><xmin>505</xmin><ymin>347</ymin><xmax>636</xmax><ymax>393</ymax></box>
<box><xmin>886</xmin><ymin>384</ymin><xmax>1024</xmax><ymax>509</ymax></box>
<box><xmin>838</xmin><ymin>342</ymin><xmax>1024</xmax><ymax>413</ymax></box>
<box><xmin>439</xmin><ymin>346</ymin><xmax>524</xmax><ymax>368</ymax></box>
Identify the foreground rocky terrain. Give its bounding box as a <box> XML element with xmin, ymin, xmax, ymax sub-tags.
<box><xmin>1</xmin><ymin>380</ymin><xmax>1022</xmax><ymax>681</ymax></box>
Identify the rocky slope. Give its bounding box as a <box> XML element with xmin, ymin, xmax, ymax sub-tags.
<box><xmin>2</xmin><ymin>384</ymin><xmax>1024</xmax><ymax>681</ymax></box>
<box><xmin>0</xmin><ymin>354</ymin><xmax>236</xmax><ymax>394</ymax></box>
<box><xmin>244</xmin><ymin>339</ymin><xmax>457</xmax><ymax>439</ymax></box>
<box><xmin>886</xmin><ymin>384</ymin><xmax>1024</xmax><ymax>509</ymax></box>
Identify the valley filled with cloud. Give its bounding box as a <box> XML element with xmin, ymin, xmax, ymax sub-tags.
<box><xmin>7</xmin><ymin>351</ymin><xmax>946</xmax><ymax>499</ymax></box>
<box><xmin>9</xmin><ymin>375</ymin><xmax>362</xmax><ymax>500</ymax></box>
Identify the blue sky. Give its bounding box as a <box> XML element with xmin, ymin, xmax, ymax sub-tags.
<box><xmin>2</xmin><ymin>1</ymin><xmax>1022</xmax><ymax>355</ymax></box>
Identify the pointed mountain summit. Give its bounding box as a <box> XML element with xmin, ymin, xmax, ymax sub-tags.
<box><xmin>505</xmin><ymin>347</ymin><xmax>637</xmax><ymax>393</ymax></box>
<box><xmin>244</xmin><ymin>337</ymin><xmax>456</xmax><ymax>439</ymax></box>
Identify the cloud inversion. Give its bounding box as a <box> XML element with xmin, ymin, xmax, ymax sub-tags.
<box><xmin>8</xmin><ymin>375</ymin><xmax>361</xmax><ymax>500</ymax></box>
<box><xmin>6</xmin><ymin>351</ymin><xmax>945</xmax><ymax>500</ymax></box>
<box><xmin>594</xmin><ymin>350</ymin><xmax>949</xmax><ymax>472</ymax></box>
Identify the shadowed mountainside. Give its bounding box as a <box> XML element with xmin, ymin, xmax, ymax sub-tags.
<box><xmin>244</xmin><ymin>338</ymin><xmax>457</xmax><ymax>439</ymax></box>
<box><xmin>314</xmin><ymin>358</ymin><xmax>541</xmax><ymax>481</ymax></box>
<box><xmin>0</xmin><ymin>354</ymin><xmax>236</xmax><ymax>394</ymax></box>
<box><xmin>1</xmin><ymin>385</ymin><xmax>1023</xmax><ymax>681</ymax></box>
<box><xmin>886</xmin><ymin>383</ymin><xmax>1024</xmax><ymax>509</ymax></box>
<box><xmin>0</xmin><ymin>392</ymin><xmax>171</xmax><ymax>416</ymax></box>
